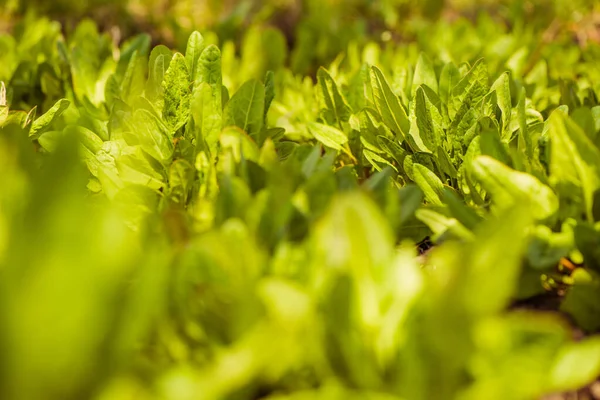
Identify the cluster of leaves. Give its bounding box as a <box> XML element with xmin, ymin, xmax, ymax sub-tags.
<box><xmin>2</xmin><ymin>12</ymin><xmax>600</xmax><ymax>400</ymax></box>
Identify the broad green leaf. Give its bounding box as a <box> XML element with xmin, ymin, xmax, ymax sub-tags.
<box><xmin>412</xmin><ymin>52</ymin><xmax>438</xmax><ymax>95</ymax></box>
<box><xmin>439</xmin><ymin>62</ymin><xmax>460</xmax><ymax>107</ymax></box>
<box><xmin>317</xmin><ymin>67</ymin><xmax>352</xmax><ymax>127</ymax></box>
<box><xmin>573</xmin><ymin>221</ymin><xmax>600</xmax><ymax>271</ymax></box>
<box><xmin>517</xmin><ymin>87</ymin><xmax>532</xmax><ymax>160</ymax></box>
<box><xmin>29</xmin><ymin>99</ymin><xmax>70</xmax><ymax>139</ymax></box>
<box><xmin>442</xmin><ymin>187</ymin><xmax>482</xmax><ymax>230</ymax></box>
<box><xmin>307</xmin><ymin>122</ymin><xmax>348</xmax><ymax>150</ymax></box>
<box><xmin>69</xmin><ymin>20</ymin><xmax>114</xmax><ymax>106</ymax></box>
<box><xmin>192</xmin><ymin>45</ymin><xmax>222</xmax><ymax>158</ymax></box>
<box><xmin>471</xmin><ymin>155</ymin><xmax>558</xmax><ymax>220</ymax></box>
<box><xmin>312</xmin><ymin>191</ymin><xmax>395</xmax><ymax>328</ymax></box>
<box><xmin>415</xmin><ymin>208</ymin><xmax>474</xmax><ymax>240</ymax></box>
<box><xmin>145</xmin><ymin>45</ymin><xmax>172</xmax><ymax>105</ymax></box>
<box><xmin>571</xmin><ymin>107</ymin><xmax>597</xmax><ymax>143</ymax></box>
<box><xmin>162</xmin><ymin>53</ymin><xmax>191</xmax><ymax>133</ymax></box>
<box><xmin>64</xmin><ymin>125</ymin><xmax>103</xmax><ymax>159</ymax></box>
<box><xmin>169</xmin><ymin>159</ymin><xmax>195</xmax><ymax>204</ymax></box>
<box><xmin>38</xmin><ymin>130</ymin><xmax>64</xmax><ymax>152</ymax></box>
<box><xmin>116</xmin><ymin>33</ymin><xmax>151</xmax><ymax>76</ymax></box>
<box><xmin>448</xmin><ymin>58</ymin><xmax>488</xmax><ymax>122</ymax></box>
<box><xmin>220</xmin><ymin>126</ymin><xmax>260</xmax><ymax>163</ymax></box>
<box><xmin>185</xmin><ymin>31</ymin><xmax>205</xmax><ymax>82</ymax></box>
<box><xmin>370</xmin><ymin>66</ymin><xmax>409</xmax><ymax>142</ymax></box>
<box><xmin>359</xmin><ymin>108</ymin><xmax>392</xmax><ymax>153</ymax></box>
<box><xmin>118</xmin><ymin>50</ymin><xmax>146</xmax><ymax>105</ymax></box>
<box><xmin>460</xmin><ymin>206</ymin><xmax>535</xmax><ymax>316</ymax></box>
<box><xmin>116</xmin><ymin>146</ymin><xmax>165</xmax><ymax>190</ymax></box>
<box><xmin>197</xmin><ymin>44</ymin><xmax>222</xmax><ymax>86</ymax></box>
<box><xmin>490</xmin><ymin>72</ymin><xmax>512</xmax><ymax>140</ymax></box>
<box><xmin>125</xmin><ymin>109</ymin><xmax>173</xmax><ymax>164</ymax></box>
<box><xmin>364</xmin><ymin>149</ymin><xmax>398</xmax><ymax>172</ymax></box>
<box><xmin>412</xmin><ymin>163</ymin><xmax>445</xmax><ymax>206</ymax></box>
<box><xmin>436</xmin><ymin>147</ymin><xmax>458</xmax><ymax>179</ymax></box>
<box><xmin>527</xmin><ymin>224</ymin><xmax>574</xmax><ymax>269</ymax></box>
<box><xmin>409</xmin><ymin>86</ymin><xmax>443</xmax><ymax>153</ymax></box>
<box><xmin>548</xmin><ymin>110</ymin><xmax>600</xmax><ymax>222</ymax></box>
<box><xmin>223</xmin><ymin>79</ymin><xmax>265</xmax><ymax>138</ymax></box>
<box><xmin>560</xmin><ymin>275</ymin><xmax>600</xmax><ymax>332</ymax></box>
<box><xmin>479</xmin><ymin>123</ymin><xmax>511</xmax><ymax>165</ymax></box>
<box><xmin>549</xmin><ymin>337</ymin><xmax>600</xmax><ymax>392</ymax></box>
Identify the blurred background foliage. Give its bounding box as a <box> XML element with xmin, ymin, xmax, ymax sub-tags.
<box><xmin>1</xmin><ymin>0</ymin><xmax>600</xmax><ymax>75</ymax></box>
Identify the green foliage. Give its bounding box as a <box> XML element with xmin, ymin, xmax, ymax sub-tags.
<box><xmin>2</xmin><ymin>6</ymin><xmax>600</xmax><ymax>400</ymax></box>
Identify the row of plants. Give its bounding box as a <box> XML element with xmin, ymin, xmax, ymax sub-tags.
<box><xmin>3</xmin><ymin>0</ymin><xmax>600</xmax><ymax>77</ymax></box>
<box><xmin>1</xmin><ymin>12</ymin><xmax>600</xmax><ymax>400</ymax></box>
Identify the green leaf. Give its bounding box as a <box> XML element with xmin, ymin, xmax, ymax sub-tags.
<box><xmin>162</xmin><ymin>53</ymin><xmax>191</xmax><ymax>133</ymax></box>
<box><xmin>307</xmin><ymin>122</ymin><xmax>348</xmax><ymax>150</ymax></box>
<box><xmin>169</xmin><ymin>159</ymin><xmax>195</xmax><ymax>204</ymax></box>
<box><xmin>220</xmin><ymin>126</ymin><xmax>260</xmax><ymax>163</ymax></box>
<box><xmin>223</xmin><ymin>79</ymin><xmax>265</xmax><ymax>138</ymax></box>
<box><xmin>117</xmin><ymin>50</ymin><xmax>146</xmax><ymax>105</ymax></box>
<box><xmin>116</xmin><ymin>146</ymin><xmax>166</xmax><ymax>190</ymax></box>
<box><xmin>317</xmin><ymin>67</ymin><xmax>352</xmax><ymax>127</ymax></box>
<box><xmin>185</xmin><ymin>31</ymin><xmax>205</xmax><ymax>82</ymax></box>
<box><xmin>560</xmin><ymin>277</ymin><xmax>600</xmax><ymax>332</ymax></box>
<box><xmin>439</xmin><ymin>62</ymin><xmax>460</xmax><ymax>107</ymax></box>
<box><xmin>436</xmin><ymin>147</ymin><xmax>458</xmax><ymax>179</ymax></box>
<box><xmin>490</xmin><ymin>72</ymin><xmax>512</xmax><ymax>140</ymax></box>
<box><xmin>125</xmin><ymin>109</ymin><xmax>173</xmax><ymax>164</ymax></box>
<box><xmin>479</xmin><ymin>122</ymin><xmax>511</xmax><ymax>165</ymax></box>
<box><xmin>370</xmin><ymin>65</ymin><xmax>409</xmax><ymax>142</ymax></box>
<box><xmin>38</xmin><ymin>130</ymin><xmax>65</xmax><ymax>152</ymax></box>
<box><xmin>548</xmin><ymin>110</ymin><xmax>600</xmax><ymax>222</ymax></box>
<box><xmin>264</xmin><ymin>70</ymin><xmax>275</xmax><ymax>123</ymax></box>
<box><xmin>67</xmin><ymin>125</ymin><xmax>103</xmax><ymax>157</ymax></box>
<box><xmin>191</xmin><ymin>44</ymin><xmax>222</xmax><ymax>158</ymax></box>
<box><xmin>415</xmin><ymin>208</ymin><xmax>474</xmax><ymax>240</ymax></box>
<box><xmin>471</xmin><ymin>155</ymin><xmax>558</xmax><ymax>220</ymax></box>
<box><xmin>145</xmin><ymin>45</ymin><xmax>172</xmax><ymax>105</ymax></box>
<box><xmin>29</xmin><ymin>99</ymin><xmax>70</xmax><ymax>139</ymax></box>
<box><xmin>197</xmin><ymin>44</ymin><xmax>222</xmax><ymax>86</ymax></box>
<box><xmin>460</xmin><ymin>206</ymin><xmax>535</xmax><ymax>316</ymax></box>
<box><xmin>313</xmin><ymin>190</ymin><xmax>394</xmax><ymax>273</ymax></box>
<box><xmin>517</xmin><ymin>87</ymin><xmax>532</xmax><ymax>160</ymax></box>
<box><xmin>549</xmin><ymin>337</ymin><xmax>600</xmax><ymax>392</ymax></box>
<box><xmin>448</xmin><ymin>59</ymin><xmax>489</xmax><ymax>122</ymax></box>
<box><xmin>442</xmin><ymin>187</ymin><xmax>482</xmax><ymax>230</ymax></box>
<box><xmin>409</xmin><ymin>86</ymin><xmax>443</xmax><ymax>153</ymax></box>
<box><xmin>412</xmin><ymin>52</ymin><xmax>438</xmax><ymax>95</ymax></box>
<box><xmin>412</xmin><ymin>163</ymin><xmax>445</xmax><ymax>206</ymax></box>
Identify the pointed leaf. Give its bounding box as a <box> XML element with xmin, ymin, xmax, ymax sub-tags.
<box><xmin>412</xmin><ymin>52</ymin><xmax>438</xmax><ymax>95</ymax></box>
<box><xmin>472</xmin><ymin>155</ymin><xmax>558</xmax><ymax>220</ymax></box>
<box><xmin>370</xmin><ymin>66</ymin><xmax>409</xmax><ymax>141</ymax></box>
<box><xmin>185</xmin><ymin>31</ymin><xmax>205</xmax><ymax>82</ymax></box>
<box><xmin>548</xmin><ymin>110</ymin><xmax>600</xmax><ymax>222</ymax></box>
<box><xmin>490</xmin><ymin>72</ymin><xmax>512</xmax><ymax>140</ymax></box>
<box><xmin>317</xmin><ymin>67</ymin><xmax>352</xmax><ymax>126</ymax></box>
<box><xmin>307</xmin><ymin>122</ymin><xmax>348</xmax><ymax>150</ymax></box>
<box><xmin>223</xmin><ymin>79</ymin><xmax>265</xmax><ymax>138</ymax></box>
<box><xmin>29</xmin><ymin>99</ymin><xmax>70</xmax><ymax>139</ymax></box>
<box><xmin>145</xmin><ymin>45</ymin><xmax>172</xmax><ymax>105</ymax></box>
<box><xmin>412</xmin><ymin>163</ymin><xmax>445</xmax><ymax>206</ymax></box>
